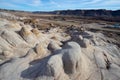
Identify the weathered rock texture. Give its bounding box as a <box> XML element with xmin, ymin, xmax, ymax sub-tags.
<box><xmin>0</xmin><ymin>17</ymin><xmax>120</xmax><ymax>80</ymax></box>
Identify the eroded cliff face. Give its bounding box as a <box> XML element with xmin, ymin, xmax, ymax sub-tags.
<box><xmin>0</xmin><ymin>15</ymin><xmax>120</xmax><ymax>80</ymax></box>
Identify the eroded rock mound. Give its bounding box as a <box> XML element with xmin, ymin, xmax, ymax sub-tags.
<box><xmin>0</xmin><ymin>18</ymin><xmax>120</xmax><ymax>80</ymax></box>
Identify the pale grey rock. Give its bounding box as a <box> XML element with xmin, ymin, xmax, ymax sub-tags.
<box><xmin>79</xmin><ymin>35</ymin><xmax>83</xmax><ymax>40</ymax></box>
<box><xmin>44</xmin><ymin>55</ymin><xmax>69</xmax><ymax>80</ymax></box>
<box><xmin>0</xmin><ymin>18</ymin><xmax>119</xmax><ymax>80</ymax></box>
<box><xmin>0</xmin><ymin>19</ymin><xmax>9</xmax><ymax>28</ymax></box>
<box><xmin>2</xmin><ymin>51</ymin><xmax>13</xmax><ymax>59</ymax></box>
<box><xmin>0</xmin><ymin>12</ymin><xmax>18</xmax><ymax>20</ymax></box>
<box><xmin>20</xmin><ymin>27</ymin><xmax>38</xmax><ymax>46</ymax></box>
<box><xmin>62</xmin><ymin>42</ymin><xmax>82</xmax><ymax>74</ymax></box>
<box><xmin>82</xmin><ymin>38</ymin><xmax>91</xmax><ymax>48</ymax></box>
<box><xmin>35</xmin><ymin>43</ymin><xmax>49</xmax><ymax>59</ymax></box>
<box><xmin>1</xmin><ymin>30</ymin><xmax>27</xmax><ymax>47</ymax></box>
<box><xmin>48</xmin><ymin>41</ymin><xmax>62</xmax><ymax>52</ymax></box>
<box><xmin>0</xmin><ymin>36</ymin><xmax>12</xmax><ymax>52</ymax></box>
<box><xmin>0</xmin><ymin>49</ymin><xmax>36</xmax><ymax>80</ymax></box>
<box><xmin>5</xmin><ymin>22</ymin><xmax>22</xmax><ymax>31</ymax></box>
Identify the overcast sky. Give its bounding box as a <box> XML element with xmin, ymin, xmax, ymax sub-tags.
<box><xmin>0</xmin><ymin>0</ymin><xmax>120</xmax><ymax>11</ymax></box>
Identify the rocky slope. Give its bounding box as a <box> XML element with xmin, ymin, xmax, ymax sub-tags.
<box><xmin>0</xmin><ymin>13</ymin><xmax>120</xmax><ymax>80</ymax></box>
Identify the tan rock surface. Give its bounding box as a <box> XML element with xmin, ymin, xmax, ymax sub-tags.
<box><xmin>0</xmin><ymin>18</ymin><xmax>120</xmax><ymax>80</ymax></box>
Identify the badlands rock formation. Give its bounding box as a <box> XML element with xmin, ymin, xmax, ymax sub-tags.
<box><xmin>0</xmin><ymin>12</ymin><xmax>19</xmax><ymax>20</ymax></box>
<box><xmin>0</xmin><ymin>16</ymin><xmax>120</xmax><ymax>80</ymax></box>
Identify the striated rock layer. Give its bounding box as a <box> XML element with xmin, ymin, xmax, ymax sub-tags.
<box><xmin>0</xmin><ymin>18</ymin><xmax>120</xmax><ymax>80</ymax></box>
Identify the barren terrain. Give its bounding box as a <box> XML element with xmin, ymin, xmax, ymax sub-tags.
<box><xmin>0</xmin><ymin>9</ymin><xmax>120</xmax><ymax>80</ymax></box>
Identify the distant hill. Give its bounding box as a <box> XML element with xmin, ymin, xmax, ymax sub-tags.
<box><xmin>0</xmin><ymin>8</ymin><xmax>120</xmax><ymax>22</ymax></box>
<box><xmin>33</xmin><ymin>9</ymin><xmax>120</xmax><ymax>22</ymax></box>
<box><xmin>33</xmin><ymin>9</ymin><xmax>120</xmax><ymax>17</ymax></box>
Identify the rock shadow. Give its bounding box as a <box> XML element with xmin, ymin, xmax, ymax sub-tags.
<box><xmin>21</xmin><ymin>55</ymin><xmax>53</xmax><ymax>79</ymax></box>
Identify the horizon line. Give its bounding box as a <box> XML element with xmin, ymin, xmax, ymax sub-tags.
<box><xmin>0</xmin><ymin>8</ymin><xmax>120</xmax><ymax>12</ymax></box>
